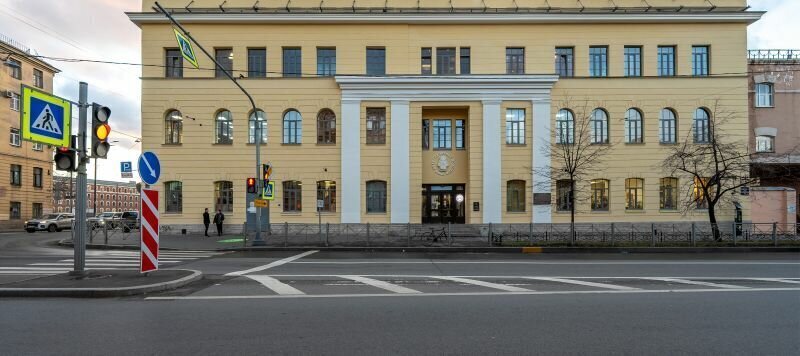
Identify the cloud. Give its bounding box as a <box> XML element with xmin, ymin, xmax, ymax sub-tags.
<box><xmin>747</xmin><ymin>0</ymin><xmax>800</xmax><ymax>49</ymax></box>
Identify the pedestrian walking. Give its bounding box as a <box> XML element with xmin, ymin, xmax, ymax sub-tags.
<box><xmin>203</xmin><ymin>208</ymin><xmax>210</xmax><ymax>237</ymax></box>
<box><xmin>213</xmin><ymin>209</ymin><xmax>225</xmax><ymax>236</ymax></box>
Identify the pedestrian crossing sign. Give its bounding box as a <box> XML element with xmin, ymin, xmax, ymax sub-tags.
<box><xmin>262</xmin><ymin>181</ymin><xmax>275</xmax><ymax>201</ymax></box>
<box><xmin>20</xmin><ymin>85</ymin><xmax>71</xmax><ymax>147</ymax></box>
<box><xmin>173</xmin><ymin>28</ymin><xmax>199</xmax><ymax>69</ymax></box>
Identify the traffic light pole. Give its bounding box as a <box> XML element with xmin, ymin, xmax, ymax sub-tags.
<box><xmin>154</xmin><ymin>2</ymin><xmax>267</xmax><ymax>245</ymax></box>
<box><xmin>71</xmin><ymin>81</ymin><xmax>88</xmax><ymax>275</ymax></box>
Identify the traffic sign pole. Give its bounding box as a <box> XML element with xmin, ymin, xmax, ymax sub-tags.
<box><xmin>71</xmin><ymin>82</ymin><xmax>88</xmax><ymax>276</ymax></box>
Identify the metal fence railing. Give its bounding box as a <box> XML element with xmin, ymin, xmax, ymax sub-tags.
<box><xmin>234</xmin><ymin>222</ymin><xmax>799</xmax><ymax>248</ymax></box>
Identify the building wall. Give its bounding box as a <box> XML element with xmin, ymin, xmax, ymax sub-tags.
<box><xmin>0</xmin><ymin>41</ymin><xmax>57</xmax><ymax>230</ymax></box>
<box><xmin>748</xmin><ymin>62</ymin><xmax>800</xmax><ymax>156</ymax></box>
<box><xmin>52</xmin><ymin>176</ymin><xmax>140</xmax><ymax>214</ymax></box>
<box><xmin>135</xmin><ymin>13</ymin><xmax>752</xmax><ymax>226</ymax></box>
<box><xmin>750</xmin><ymin>187</ymin><xmax>796</xmax><ymax>232</ymax></box>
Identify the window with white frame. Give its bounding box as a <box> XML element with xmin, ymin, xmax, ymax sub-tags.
<box><xmin>556</xmin><ymin>109</ymin><xmax>575</xmax><ymax>144</ymax></box>
<box><xmin>756</xmin><ymin>135</ymin><xmax>774</xmax><ymax>153</ymax></box>
<box><xmin>10</xmin><ymin>128</ymin><xmax>21</xmax><ymax>146</ymax></box>
<box><xmin>755</xmin><ymin>83</ymin><xmax>774</xmax><ymax>107</ymax></box>
<box><xmin>625</xmin><ymin>109</ymin><xmax>643</xmax><ymax>143</ymax></box>
<box><xmin>590</xmin><ymin>109</ymin><xmax>608</xmax><ymax>144</ymax></box>
<box><xmin>32</xmin><ymin>142</ymin><xmax>43</xmax><ymax>151</ymax></box>
<box><xmin>505</xmin><ymin>109</ymin><xmax>525</xmax><ymax>145</ymax></box>
<box><xmin>10</xmin><ymin>92</ymin><xmax>20</xmax><ymax>111</ymax></box>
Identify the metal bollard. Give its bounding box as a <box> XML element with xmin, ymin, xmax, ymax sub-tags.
<box><xmin>366</xmin><ymin>222</ymin><xmax>370</xmax><ymax>247</ymax></box>
<box><xmin>103</xmin><ymin>223</ymin><xmax>109</xmax><ymax>245</ymax></box>
<box><xmin>284</xmin><ymin>222</ymin><xmax>289</xmax><ymax>247</ymax></box>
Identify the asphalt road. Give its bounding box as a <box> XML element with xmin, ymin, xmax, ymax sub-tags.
<box><xmin>1</xmin><ymin>232</ymin><xmax>799</xmax><ymax>355</ymax></box>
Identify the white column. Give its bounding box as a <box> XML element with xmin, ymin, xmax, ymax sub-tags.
<box><xmin>532</xmin><ymin>98</ymin><xmax>552</xmax><ymax>223</ymax></box>
<box><xmin>341</xmin><ymin>99</ymin><xmax>361</xmax><ymax>223</ymax></box>
<box><xmin>482</xmin><ymin>100</ymin><xmax>502</xmax><ymax>223</ymax></box>
<box><xmin>390</xmin><ymin>100</ymin><xmax>410</xmax><ymax>223</ymax></box>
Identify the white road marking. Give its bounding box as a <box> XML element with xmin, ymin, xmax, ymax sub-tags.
<box><xmin>146</xmin><ymin>287</ymin><xmax>800</xmax><ymax>301</ymax></box>
<box><xmin>644</xmin><ymin>277</ymin><xmax>747</xmax><ymax>289</ymax></box>
<box><xmin>291</xmin><ymin>261</ymin><xmax>800</xmax><ymax>265</ymax></box>
<box><xmin>0</xmin><ymin>267</ymin><xmax>73</xmax><ymax>270</ymax></box>
<box><xmin>340</xmin><ymin>275</ymin><xmax>422</xmax><ymax>294</ymax></box>
<box><xmin>225</xmin><ymin>250</ymin><xmax>319</xmax><ymax>276</ymax></box>
<box><xmin>246</xmin><ymin>275</ymin><xmax>305</xmax><ymax>295</ymax></box>
<box><xmin>524</xmin><ymin>277</ymin><xmax>639</xmax><ymax>291</ymax></box>
<box><xmin>433</xmin><ymin>276</ymin><xmax>531</xmax><ymax>292</ymax></box>
<box><xmin>59</xmin><ymin>259</ymin><xmax>181</xmax><ymax>263</ymax></box>
<box><xmin>750</xmin><ymin>278</ymin><xmax>800</xmax><ymax>285</ymax></box>
<box><xmin>261</xmin><ymin>275</ymin><xmax>800</xmax><ymax>280</ymax></box>
<box><xmin>29</xmin><ymin>263</ymin><xmax>140</xmax><ymax>267</ymax></box>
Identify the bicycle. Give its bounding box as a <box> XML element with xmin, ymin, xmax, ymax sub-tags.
<box><xmin>419</xmin><ymin>227</ymin><xmax>448</xmax><ymax>243</ymax></box>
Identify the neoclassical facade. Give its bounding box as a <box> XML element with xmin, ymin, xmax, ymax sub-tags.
<box><xmin>129</xmin><ymin>0</ymin><xmax>760</xmax><ymax>226</ymax></box>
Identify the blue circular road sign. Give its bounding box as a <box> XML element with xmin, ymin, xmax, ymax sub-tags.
<box><xmin>138</xmin><ymin>151</ymin><xmax>161</xmax><ymax>185</ymax></box>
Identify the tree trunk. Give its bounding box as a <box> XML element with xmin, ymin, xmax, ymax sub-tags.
<box><xmin>570</xmin><ymin>180</ymin><xmax>575</xmax><ymax>246</ymax></box>
<box><xmin>708</xmin><ymin>203</ymin><xmax>721</xmax><ymax>242</ymax></box>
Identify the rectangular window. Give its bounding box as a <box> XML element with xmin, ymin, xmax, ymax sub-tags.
<box><xmin>366</xmin><ymin>47</ymin><xmax>386</xmax><ymax>76</ymax></box>
<box><xmin>591</xmin><ymin>179</ymin><xmax>609</xmax><ymax>211</ymax></box>
<box><xmin>460</xmin><ymin>47</ymin><xmax>471</xmax><ymax>74</ymax></box>
<box><xmin>556</xmin><ymin>180</ymin><xmax>573</xmax><ymax>212</ymax></box>
<box><xmin>421</xmin><ymin>47</ymin><xmax>432</xmax><ymax>75</ymax></box>
<box><xmin>247</xmin><ymin>48</ymin><xmax>267</xmax><ymax>78</ymax></box>
<box><xmin>555</xmin><ymin>47</ymin><xmax>574</xmax><ymax>77</ymax></box>
<box><xmin>432</xmin><ymin>120</ymin><xmax>452</xmax><ymax>149</ymax></box>
<box><xmin>283</xmin><ymin>181</ymin><xmax>302</xmax><ymax>212</ymax></box>
<box><xmin>10</xmin><ymin>202</ymin><xmax>21</xmax><ymax>219</ymax></box>
<box><xmin>316</xmin><ymin>180</ymin><xmax>336</xmax><ymax>212</ymax></box>
<box><xmin>10</xmin><ymin>128</ymin><xmax>20</xmax><ymax>147</ymax></box>
<box><xmin>624</xmin><ymin>46</ymin><xmax>642</xmax><ymax>77</ymax></box>
<box><xmin>422</xmin><ymin>119</ymin><xmax>430</xmax><ymax>150</ymax></box>
<box><xmin>694</xmin><ymin>177</ymin><xmax>710</xmax><ymax>209</ymax></box>
<box><xmin>214</xmin><ymin>181</ymin><xmax>233</xmax><ymax>212</ymax></box>
<box><xmin>505</xmin><ymin>109</ymin><xmax>526</xmax><ymax>145</ymax></box>
<box><xmin>11</xmin><ymin>164</ymin><xmax>22</xmax><ymax>186</ymax></box>
<box><xmin>436</xmin><ymin>48</ymin><xmax>456</xmax><ymax>75</ymax></box>
<box><xmin>692</xmin><ymin>46</ymin><xmax>709</xmax><ymax>76</ymax></box>
<box><xmin>366</xmin><ymin>108</ymin><xmax>386</xmax><ymax>144</ymax></box>
<box><xmin>33</xmin><ymin>69</ymin><xmax>44</xmax><ymax>88</ymax></box>
<box><xmin>165</xmin><ymin>49</ymin><xmax>183</xmax><ymax>78</ymax></box>
<box><xmin>33</xmin><ymin>167</ymin><xmax>43</xmax><ymax>188</ymax></box>
<box><xmin>755</xmin><ymin>83</ymin><xmax>774</xmax><ymax>107</ymax></box>
<box><xmin>756</xmin><ymin>135</ymin><xmax>775</xmax><ymax>153</ymax></box>
<box><xmin>32</xmin><ymin>142</ymin><xmax>43</xmax><ymax>151</ymax></box>
<box><xmin>589</xmin><ymin>46</ymin><xmax>608</xmax><ymax>77</ymax></box>
<box><xmin>659</xmin><ymin>178</ymin><xmax>678</xmax><ymax>210</ymax></box>
<box><xmin>10</xmin><ymin>92</ymin><xmax>20</xmax><ymax>111</ymax></box>
<box><xmin>316</xmin><ymin>47</ymin><xmax>336</xmax><ymax>76</ymax></box>
<box><xmin>506</xmin><ymin>47</ymin><xmax>525</xmax><ymax>74</ymax></box>
<box><xmin>8</xmin><ymin>59</ymin><xmax>21</xmax><ymax>79</ymax></box>
<box><xmin>214</xmin><ymin>48</ymin><xmax>233</xmax><ymax>78</ymax></box>
<box><xmin>282</xmin><ymin>47</ymin><xmax>302</xmax><ymax>77</ymax></box>
<box><xmin>657</xmin><ymin>46</ymin><xmax>675</xmax><ymax>76</ymax></box>
<box><xmin>366</xmin><ymin>181</ymin><xmax>387</xmax><ymax>213</ymax></box>
<box><xmin>625</xmin><ymin>178</ymin><xmax>644</xmax><ymax>210</ymax></box>
<box><xmin>32</xmin><ymin>203</ymin><xmax>42</xmax><ymax>218</ymax></box>
<box><xmin>165</xmin><ymin>181</ymin><xmax>183</xmax><ymax>213</ymax></box>
<box><xmin>455</xmin><ymin>119</ymin><xmax>466</xmax><ymax>149</ymax></box>
<box><xmin>506</xmin><ymin>180</ymin><xmax>526</xmax><ymax>212</ymax></box>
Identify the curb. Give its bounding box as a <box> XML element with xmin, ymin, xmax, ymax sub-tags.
<box><xmin>56</xmin><ymin>239</ymin><xmax>214</xmax><ymax>252</ymax></box>
<box><xmin>220</xmin><ymin>246</ymin><xmax>800</xmax><ymax>253</ymax></box>
<box><xmin>0</xmin><ymin>269</ymin><xmax>202</xmax><ymax>298</ymax></box>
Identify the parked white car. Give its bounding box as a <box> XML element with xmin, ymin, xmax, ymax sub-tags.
<box><xmin>25</xmin><ymin>213</ymin><xmax>74</xmax><ymax>233</ymax></box>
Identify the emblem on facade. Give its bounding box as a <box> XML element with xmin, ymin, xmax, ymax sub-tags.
<box><xmin>431</xmin><ymin>152</ymin><xmax>456</xmax><ymax>176</ymax></box>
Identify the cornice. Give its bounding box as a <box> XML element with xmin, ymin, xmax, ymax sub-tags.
<box><xmin>335</xmin><ymin>75</ymin><xmax>559</xmax><ymax>101</ymax></box>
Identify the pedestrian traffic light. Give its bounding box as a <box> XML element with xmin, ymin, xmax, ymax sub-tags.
<box><xmin>262</xmin><ymin>163</ymin><xmax>272</xmax><ymax>190</ymax></box>
<box><xmin>246</xmin><ymin>177</ymin><xmax>257</xmax><ymax>194</ymax></box>
<box><xmin>54</xmin><ymin>135</ymin><xmax>77</xmax><ymax>172</ymax></box>
<box><xmin>91</xmin><ymin>103</ymin><xmax>111</xmax><ymax>159</ymax></box>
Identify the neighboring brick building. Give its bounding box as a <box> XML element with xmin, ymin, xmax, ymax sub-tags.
<box><xmin>748</xmin><ymin>49</ymin><xmax>800</xmax><ymax>222</ymax></box>
<box><xmin>52</xmin><ymin>175</ymin><xmax>140</xmax><ymax>215</ymax></box>
<box><xmin>0</xmin><ymin>34</ymin><xmax>59</xmax><ymax>230</ymax></box>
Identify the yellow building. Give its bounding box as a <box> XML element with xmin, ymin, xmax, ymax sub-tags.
<box><xmin>1</xmin><ymin>35</ymin><xmax>58</xmax><ymax>230</ymax></box>
<box><xmin>128</xmin><ymin>0</ymin><xmax>760</xmax><ymax>228</ymax></box>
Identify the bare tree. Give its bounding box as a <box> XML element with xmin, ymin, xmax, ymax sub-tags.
<box><xmin>535</xmin><ymin>98</ymin><xmax>614</xmax><ymax>242</ymax></box>
<box><xmin>662</xmin><ymin>101</ymin><xmax>758</xmax><ymax>242</ymax></box>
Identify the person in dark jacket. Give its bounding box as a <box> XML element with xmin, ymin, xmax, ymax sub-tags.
<box><xmin>213</xmin><ymin>209</ymin><xmax>225</xmax><ymax>236</ymax></box>
<box><xmin>203</xmin><ymin>208</ymin><xmax>210</xmax><ymax>237</ymax></box>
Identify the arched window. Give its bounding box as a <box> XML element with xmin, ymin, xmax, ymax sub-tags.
<box><xmin>214</xmin><ymin>181</ymin><xmax>233</xmax><ymax>212</ymax></box>
<box><xmin>624</xmin><ymin>108</ymin><xmax>643</xmax><ymax>143</ymax></box>
<box><xmin>316</xmin><ymin>180</ymin><xmax>336</xmax><ymax>212</ymax></box>
<box><xmin>625</xmin><ymin>178</ymin><xmax>644</xmax><ymax>210</ymax></box>
<box><xmin>694</xmin><ymin>108</ymin><xmax>710</xmax><ymax>143</ymax></box>
<box><xmin>165</xmin><ymin>110</ymin><xmax>183</xmax><ymax>144</ymax></box>
<box><xmin>506</xmin><ymin>180</ymin><xmax>526</xmax><ymax>212</ymax></box>
<box><xmin>165</xmin><ymin>181</ymin><xmax>182</xmax><ymax>213</ymax></box>
<box><xmin>283</xmin><ymin>181</ymin><xmax>302</xmax><ymax>212</ymax></box>
<box><xmin>283</xmin><ymin>110</ymin><xmax>302</xmax><ymax>144</ymax></box>
<box><xmin>590</xmin><ymin>109</ymin><xmax>609</xmax><ymax>144</ymax></box>
<box><xmin>590</xmin><ymin>179</ymin><xmax>609</xmax><ymax>211</ymax></box>
<box><xmin>215</xmin><ymin>110</ymin><xmax>233</xmax><ymax>144</ymax></box>
<box><xmin>659</xmin><ymin>108</ymin><xmax>677</xmax><ymax>144</ymax></box>
<box><xmin>366</xmin><ymin>180</ymin><xmax>387</xmax><ymax>213</ymax></box>
<box><xmin>317</xmin><ymin>109</ymin><xmax>336</xmax><ymax>144</ymax></box>
<box><xmin>755</xmin><ymin>83</ymin><xmax>774</xmax><ymax>107</ymax></box>
<box><xmin>248</xmin><ymin>110</ymin><xmax>268</xmax><ymax>144</ymax></box>
<box><xmin>555</xmin><ymin>109</ymin><xmax>574</xmax><ymax>144</ymax></box>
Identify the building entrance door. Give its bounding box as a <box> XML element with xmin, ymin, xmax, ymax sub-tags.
<box><xmin>422</xmin><ymin>184</ymin><xmax>466</xmax><ymax>224</ymax></box>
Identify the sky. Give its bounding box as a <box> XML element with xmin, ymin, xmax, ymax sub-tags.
<box><xmin>0</xmin><ymin>0</ymin><xmax>797</xmax><ymax>182</ymax></box>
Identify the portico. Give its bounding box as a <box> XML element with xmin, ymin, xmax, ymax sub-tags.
<box><xmin>337</xmin><ymin>75</ymin><xmax>558</xmax><ymax>224</ymax></box>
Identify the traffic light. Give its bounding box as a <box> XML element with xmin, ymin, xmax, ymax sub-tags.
<box><xmin>262</xmin><ymin>163</ymin><xmax>272</xmax><ymax>190</ymax></box>
<box><xmin>91</xmin><ymin>103</ymin><xmax>111</xmax><ymax>159</ymax></box>
<box><xmin>246</xmin><ymin>177</ymin><xmax>257</xmax><ymax>194</ymax></box>
<box><xmin>54</xmin><ymin>135</ymin><xmax>77</xmax><ymax>172</ymax></box>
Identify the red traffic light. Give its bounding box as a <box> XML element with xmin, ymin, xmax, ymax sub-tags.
<box><xmin>246</xmin><ymin>177</ymin><xmax>257</xmax><ymax>194</ymax></box>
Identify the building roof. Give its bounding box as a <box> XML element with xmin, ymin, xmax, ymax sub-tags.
<box><xmin>748</xmin><ymin>50</ymin><xmax>800</xmax><ymax>65</ymax></box>
<box><xmin>0</xmin><ymin>33</ymin><xmax>59</xmax><ymax>74</ymax></box>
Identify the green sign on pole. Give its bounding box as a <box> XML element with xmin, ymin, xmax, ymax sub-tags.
<box><xmin>173</xmin><ymin>28</ymin><xmax>198</xmax><ymax>69</ymax></box>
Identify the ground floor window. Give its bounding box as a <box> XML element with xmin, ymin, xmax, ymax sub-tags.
<box><xmin>590</xmin><ymin>179</ymin><xmax>609</xmax><ymax>211</ymax></box>
<box><xmin>32</xmin><ymin>203</ymin><xmax>43</xmax><ymax>218</ymax></box>
<box><xmin>165</xmin><ymin>181</ymin><xmax>182</xmax><ymax>213</ymax></box>
<box><xmin>625</xmin><ymin>178</ymin><xmax>644</xmax><ymax>210</ymax></box>
<box><xmin>556</xmin><ymin>180</ymin><xmax>573</xmax><ymax>212</ymax></box>
<box><xmin>659</xmin><ymin>177</ymin><xmax>678</xmax><ymax>210</ymax></box>
<box><xmin>283</xmin><ymin>181</ymin><xmax>302</xmax><ymax>212</ymax></box>
<box><xmin>317</xmin><ymin>180</ymin><xmax>336</xmax><ymax>212</ymax></box>
<box><xmin>10</xmin><ymin>202</ymin><xmax>21</xmax><ymax>219</ymax></box>
<box><xmin>506</xmin><ymin>180</ymin><xmax>526</xmax><ymax>212</ymax></box>
<box><xmin>366</xmin><ymin>180</ymin><xmax>387</xmax><ymax>213</ymax></box>
<box><xmin>214</xmin><ymin>181</ymin><xmax>233</xmax><ymax>212</ymax></box>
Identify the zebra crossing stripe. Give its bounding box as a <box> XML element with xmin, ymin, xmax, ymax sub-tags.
<box><xmin>246</xmin><ymin>275</ymin><xmax>305</xmax><ymax>295</ymax></box>
<box><xmin>524</xmin><ymin>277</ymin><xmax>639</xmax><ymax>291</ymax></box>
<box><xmin>432</xmin><ymin>276</ymin><xmax>531</xmax><ymax>292</ymax></box>
<box><xmin>644</xmin><ymin>277</ymin><xmax>747</xmax><ymax>289</ymax></box>
<box><xmin>340</xmin><ymin>275</ymin><xmax>421</xmax><ymax>294</ymax></box>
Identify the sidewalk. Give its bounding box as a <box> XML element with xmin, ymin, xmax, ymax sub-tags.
<box><xmin>61</xmin><ymin>231</ymin><xmax>245</xmax><ymax>251</ymax></box>
<box><xmin>0</xmin><ymin>269</ymin><xmax>201</xmax><ymax>298</ymax></box>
